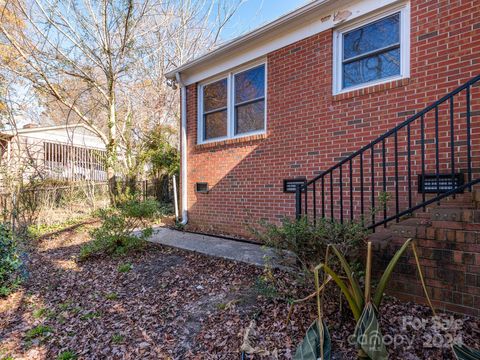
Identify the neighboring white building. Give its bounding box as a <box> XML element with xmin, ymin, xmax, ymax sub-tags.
<box><xmin>0</xmin><ymin>123</ymin><xmax>107</xmax><ymax>182</ymax></box>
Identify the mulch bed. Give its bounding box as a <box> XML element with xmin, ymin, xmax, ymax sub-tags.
<box><xmin>1</xmin><ymin>224</ymin><xmax>479</xmax><ymax>359</ymax></box>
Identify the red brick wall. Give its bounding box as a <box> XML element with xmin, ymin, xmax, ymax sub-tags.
<box><xmin>371</xmin><ymin>196</ymin><xmax>480</xmax><ymax>317</ymax></box>
<box><xmin>182</xmin><ymin>0</ymin><xmax>480</xmax><ymax>239</ymax></box>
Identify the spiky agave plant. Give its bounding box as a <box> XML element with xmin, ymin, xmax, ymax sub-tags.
<box><xmin>293</xmin><ymin>238</ymin><xmax>436</xmax><ymax>360</ymax></box>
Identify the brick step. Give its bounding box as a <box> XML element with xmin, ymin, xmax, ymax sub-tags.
<box><xmin>386</xmin><ymin>216</ymin><xmax>480</xmax><ymax>237</ymax></box>
<box><xmin>371</xmin><ymin>226</ymin><xmax>480</xmax><ymax>243</ymax></box>
<box><xmin>431</xmin><ymin>220</ymin><xmax>480</xmax><ymax>231</ymax></box>
<box><xmin>414</xmin><ymin>211</ymin><xmax>431</xmax><ymax>219</ymax></box>
<box><xmin>426</xmin><ymin>192</ymin><xmax>474</xmax><ymax>203</ymax></box>
<box><xmin>426</xmin><ymin>208</ymin><xmax>480</xmax><ymax>223</ymax></box>
<box><xmin>422</xmin><ymin>228</ymin><xmax>480</xmax><ymax>244</ymax></box>
<box><xmin>435</xmin><ymin>200</ymin><xmax>477</xmax><ymax>209</ymax></box>
<box><xmin>393</xmin><ymin>217</ymin><xmax>430</xmax><ymax>226</ymax></box>
<box><xmin>388</xmin><ymin>218</ymin><xmax>431</xmax><ymax>238</ymax></box>
<box><xmin>437</xmin><ymin>203</ymin><xmax>478</xmax><ymax>211</ymax></box>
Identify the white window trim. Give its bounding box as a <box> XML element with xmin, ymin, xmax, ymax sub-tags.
<box><xmin>332</xmin><ymin>3</ymin><xmax>410</xmax><ymax>95</ymax></box>
<box><xmin>197</xmin><ymin>60</ymin><xmax>267</xmax><ymax>145</ymax></box>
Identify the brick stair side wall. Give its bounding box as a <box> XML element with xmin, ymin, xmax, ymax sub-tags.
<box><xmin>371</xmin><ymin>190</ymin><xmax>480</xmax><ymax>317</ymax></box>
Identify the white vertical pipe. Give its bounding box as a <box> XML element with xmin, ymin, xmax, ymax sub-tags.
<box><xmin>176</xmin><ymin>73</ymin><xmax>188</xmax><ymax>225</ymax></box>
<box><xmin>172</xmin><ymin>174</ymin><xmax>179</xmax><ymax>221</ymax></box>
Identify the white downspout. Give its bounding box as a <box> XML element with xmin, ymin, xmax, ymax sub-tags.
<box><xmin>176</xmin><ymin>72</ymin><xmax>188</xmax><ymax>225</ymax></box>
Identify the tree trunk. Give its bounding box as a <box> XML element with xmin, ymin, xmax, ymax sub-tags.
<box><xmin>107</xmin><ymin>95</ymin><xmax>117</xmax><ymax>204</ymax></box>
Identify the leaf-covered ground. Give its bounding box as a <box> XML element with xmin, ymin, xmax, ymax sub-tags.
<box><xmin>1</xmin><ymin>223</ymin><xmax>479</xmax><ymax>359</ymax></box>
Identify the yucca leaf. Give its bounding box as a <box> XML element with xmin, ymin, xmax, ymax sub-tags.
<box><xmin>329</xmin><ymin>245</ymin><xmax>364</xmax><ymax>310</ymax></box>
<box><xmin>353</xmin><ymin>302</ymin><xmax>388</xmax><ymax>360</ymax></box>
<box><xmin>319</xmin><ymin>263</ymin><xmax>362</xmax><ymax>320</ymax></box>
<box><xmin>365</xmin><ymin>242</ymin><xmax>372</xmax><ymax>302</ymax></box>
<box><xmin>294</xmin><ymin>319</ymin><xmax>332</xmax><ymax>360</ymax></box>
<box><xmin>373</xmin><ymin>238</ymin><xmax>412</xmax><ymax>308</ymax></box>
<box><xmin>453</xmin><ymin>344</ymin><xmax>480</xmax><ymax>360</ymax></box>
<box><xmin>411</xmin><ymin>241</ymin><xmax>436</xmax><ymax>316</ymax></box>
<box><xmin>286</xmin><ymin>276</ymin><xmax>332</xmax><ymax>325</ymax></box>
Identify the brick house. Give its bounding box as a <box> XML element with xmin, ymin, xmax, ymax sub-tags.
<box><xmin>166</xmin><ymin>0</ymin><xmax>480</xmax><ymax>315</ymax></box>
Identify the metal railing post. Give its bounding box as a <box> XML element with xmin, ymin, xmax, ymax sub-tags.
<box><xmin>295</xmin><ymin>184</ymin><xmax>302</xmax><ymax>220</ymax></box>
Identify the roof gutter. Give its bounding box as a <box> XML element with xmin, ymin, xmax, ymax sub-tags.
<box><xmin>175</xmin><ymin>72</ymin><xmax>188</xmax><ymax>226</ymax></box>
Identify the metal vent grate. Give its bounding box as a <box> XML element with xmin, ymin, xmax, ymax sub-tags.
<box><xmin>418</xmin><ymin>173</ymin><xmax>464</xmax><ymax>194</ymax></box>
<box><xmin>283</xmin><ymin>178</ymin><xmax>306</xmax><ymax>193</ymax></box>
<box><xmin>195</xmin><ymin>182</ymin><xmax>209</xmax><ymax>193</ymax></box>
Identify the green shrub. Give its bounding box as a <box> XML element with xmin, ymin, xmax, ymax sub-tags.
<box><xmin>255</xmin><ymin>217</ymin><xmax>367</xmax><ymax>272</ymax></box>
<box><xmin>57</xmin><ymin>350</ymin><xmax>77</xmax><ymax>360</ymax></box>
<box><xmin>0</xmin><ymin>224</ymin><xmax>22</xmax><ymax>297</ymax></box>
<box><xmin>111</xmin><ymin>334</ymin><xmax>124</xmax><ymax>344</ymax></box>
<box><xmin>104</xmin><ymin>292</ymin><xmax>119</xmax><ymax>300</ymax></box>
<box><xmin>118</xmin><ymin>263</ymin><xmax>133</xmax><ymax>273</ymax></box>
<box><xmin>25</xmin><ymin>325</ymin><xmax>53</xmax><ymax>341</ymax></box>
<box><xmin>79</xmin><ymin>199</ymin><xmax>159</xmax><ymax>260</ymax></box>
<box><xmin>79</xmin><ymin>311</ymin><xmax>100</xmax><ymax>321</ymax></box>
<box><xmin>253</xmin><ymin>276</ymin><xmax>279</xmax><ymax>299</ymax></box>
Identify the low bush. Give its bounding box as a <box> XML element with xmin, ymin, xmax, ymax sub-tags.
<box><xmin>57</xmin><ymin>350</ymin><xmax>77</xmax><ymax>360</ymax></box>
<box><xmin>0</xmin><ymin>223</ymin><xmax>22</xmax><ymax>297</ymax></box>
<box><xmin>255</xmin><ymin>217</ymin><xmax>368</xmax><ymax>272</ymax></box>
<box><xmin>118</xmin><ymin>262</ymin><xmax>133</xmax><ymax>273</ymax></box>
<box><xmin>79</xmin><ymin>199</ymin><xmax>159</xmax><ymax>260</ymax></box>
<box><xmin>25</xmin><ymin>324</ymin><xmax>53</xmax><ymax>341</ymax></box>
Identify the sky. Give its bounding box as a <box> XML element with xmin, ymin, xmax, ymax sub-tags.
<box><xmin>219</xmin><ymin>0</ymin><xmax>308</xmax><ymax>42</ymax></box>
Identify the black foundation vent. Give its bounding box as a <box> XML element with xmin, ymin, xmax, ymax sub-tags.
<box><xmin>283</xmin><ymin>177</ymin><xmax>307</xmax><ymax>193</ymax></box>
<box><xmin>418</xmin><ymin>173</ymin><xmax>464</xmax><ymax>194</ymax></box>
<box><xmin>195</xmin><ymin>182</ymin><xmax>209</xmax><ymax>193</ymax></box>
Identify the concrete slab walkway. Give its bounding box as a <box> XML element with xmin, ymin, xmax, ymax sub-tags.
<box><xmin>148</xmin><ymin>227</ymin><xmax>284</xmax><ymax>268</ymax></box>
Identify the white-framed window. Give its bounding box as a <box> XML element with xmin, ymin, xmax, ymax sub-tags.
<box><xmin>197</xmin><ymin>61</ymin><xmax>266</xmax><ymax>144</ymax></box>
<box><xmin>333</xmin><ymin>4</ymin><xmax>410</xmax><ymax>94</ymax></box>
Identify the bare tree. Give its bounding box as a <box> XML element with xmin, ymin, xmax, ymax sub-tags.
<box><xmin>0</xmin><ymin>0</ymin><xmax>246</xmax><ymax>200</ymax></box>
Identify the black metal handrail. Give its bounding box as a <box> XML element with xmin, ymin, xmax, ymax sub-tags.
<box><xmin>296</xmin><ymin>74</ymin><xmax>480</xmax><ymax>230</ymax></box>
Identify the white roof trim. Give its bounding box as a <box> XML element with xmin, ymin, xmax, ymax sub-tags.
<box><xmin>166</xmin><ymin>0</ymin><xmax>403</xmax><ymax>85</ymax></box>
<box><xmin>0</xmin><ymin>123</ymin><xmax>96</xmax><ymax>136</ymax></box>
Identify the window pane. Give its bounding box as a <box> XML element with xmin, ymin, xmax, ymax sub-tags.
<box><xmin>235</xmin><ymin>100</ymin><xmax>265</xmax><ymax>135</ymax></box>
<box><xmin>343</xmin><ymin>13</ymin><xmax>400</xmax><ymax>60</ymax></box>
<box><xmin>203</xmin><ymin>78</ymin><xmax>227</xmax><ymax>112</ymax></box>
<box><xmin>205</xmin><ymin>110</ymin><xmax>227</xmax><ymax>140</ymax></box>
<box><xmin>343</xmin><ymin>48</ymin><xmax>400</xmax><ymax>88</ymax></box>
<box><xmin>235</xmin><ymin>65</ymin><xmax>265</xmax><ymax>103</ymax></box>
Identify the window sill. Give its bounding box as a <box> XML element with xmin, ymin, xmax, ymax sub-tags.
<box><xmin>195</xmin><ymin>133</ymin><xmax>267</xmax><ymax>150</ymax></box>
<box><xmin>332</xmin><ymin>77</ymin><xmax>410</xmax><ymax>102</ymax></box>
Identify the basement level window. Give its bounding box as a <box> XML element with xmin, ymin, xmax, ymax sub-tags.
<box><xmin>333</xmin><ymin>4</ymin><xmax>410</xmax><ymax>94</ymax></box>
<box><xmin>198</xmin><ymin>61</ymin><xmax>266</xmax><ymax>144</ymax></box>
